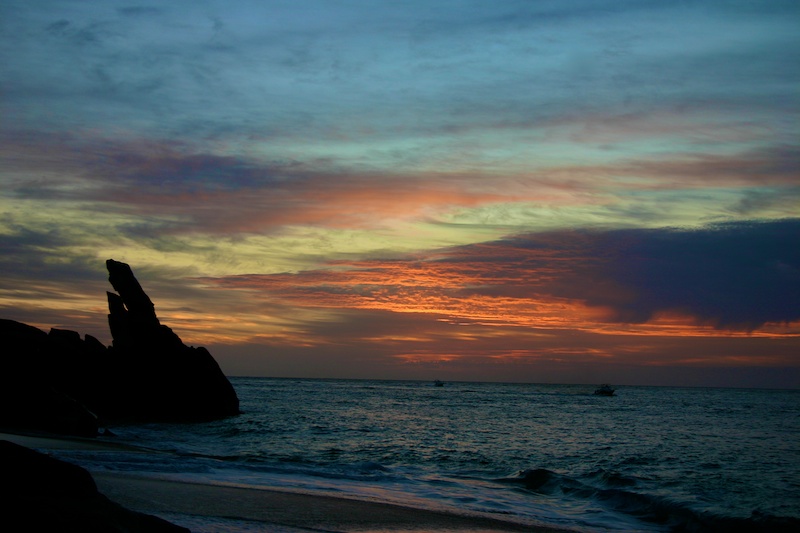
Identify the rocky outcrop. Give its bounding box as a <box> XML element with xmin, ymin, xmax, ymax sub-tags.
<box><xmin>0</xmin><ymin>259</ymin><xmax>240</xmax><ymax>436</ymax></box>
<box><xmin>103</xmin><ymin>259</ymin><xmax>240</xmax><ymax>421</ymax></box>
<box><xmin>0</xmin><ymin>320</ymin><xmax>101</xmax><ymax>436</ymax></box>
<box><xmin>0</xmin><ymin>440</ymin><xmax>189</xmax><ymax>532</ymax></box>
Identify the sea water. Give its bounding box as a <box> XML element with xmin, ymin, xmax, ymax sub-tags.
<box><xmin>50</xmin><ymin>378</ymin><xmax>800</xmax><ymax>532</ymax></box>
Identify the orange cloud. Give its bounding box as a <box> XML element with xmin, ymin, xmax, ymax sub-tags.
<box><xmin>7</xmin><ymin>129</ymin><xmax>797</xmax><ymax>239</ymax></box>
<box><xmin>200</xmin><ymin>222</ymin><xmax>800</xmax><ymax>341</ymax></box>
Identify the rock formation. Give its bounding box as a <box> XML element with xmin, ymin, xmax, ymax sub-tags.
<box><xmin>0</xmin><ymin>440</ymin><xmax>189</xmax><ymax>532</ymax></box>
<box><xmin>0</xmin><ymin>259</ymin><xmax>240</xmax><ymax>436</ymax></box>
<box><xmin>0</xmin><ymin>319</ymin><xmax>101</xmax><ymax>436</ymax></box>
<box><xmin>103</xmin><ymin>259</ymin><xmax>240</xmax><ymax>421</ymax></box>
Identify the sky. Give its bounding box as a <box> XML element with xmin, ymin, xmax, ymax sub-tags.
<box><xmin>1</xmin><ymin>1</ymin><xmax>798</xmax><ymax>388</ymax></box>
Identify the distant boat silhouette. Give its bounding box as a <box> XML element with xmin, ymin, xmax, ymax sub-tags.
<box><xmin>594</xmin><ymin>384</ymin><xmax>615</xmax><ymax>396</ymax></box>
<box><xmin>434</xmin><ymin>380</ymin><xmax>444</xmax><ymax>387</ymax></box>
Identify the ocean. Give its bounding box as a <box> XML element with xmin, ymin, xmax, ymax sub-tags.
<box><xmin>49</xmin><ymin>378</ymin><xmax>799</xmax><ymax>532</ymax></box>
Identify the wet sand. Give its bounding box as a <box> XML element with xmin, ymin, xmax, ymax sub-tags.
<box><xmin>93</xmin><ymin>472</ymin><xmax>568</xmax><ymax>532</ymax></box>
<box><xmin>2</xmin><ymin>431</ymin><xmax>573</xmax><ymax>532</ymax></box>
<box><xmin>0</xmin><ymin>430</ymin><xmax>148</xmax><ymax>452</ymax></box>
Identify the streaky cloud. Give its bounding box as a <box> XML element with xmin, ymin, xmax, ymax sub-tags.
<box><xmin>204</xmin><ymin>219</ymin><xmax>800</xmax><ymax>332</ymax></box>
<box><xmin>3</xmin><ymin>127</ymin><xmax>797</xmax><ymax>239</ymax></box>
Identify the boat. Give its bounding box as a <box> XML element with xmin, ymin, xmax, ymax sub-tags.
<box><xmin>594</xmin><ymin>384</ymin><xmax>615</xmax><ymax>396</ymax></box>
<box><xmin>434</xmin><ymin>380</ymin><xmax>444</xmax><ymax>387</ymax></box>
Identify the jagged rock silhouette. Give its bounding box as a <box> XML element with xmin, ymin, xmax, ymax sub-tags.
<box><xmin>0</xmin><ymin>259</ymin><xmax>240</xmax><ymax>436</ymax></box>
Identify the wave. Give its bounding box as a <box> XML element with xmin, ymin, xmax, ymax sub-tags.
<box><xmin>499</xmin><ymin>468</ymin><xmax>800</xmax><ymax>532</ymax></box>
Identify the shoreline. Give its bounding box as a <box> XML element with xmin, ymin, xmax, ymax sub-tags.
<box><xmin>94</xmin><ymin>471</ymin><xmax>568</xmax><ymax>532</ymax></box>
<box><xmin>0</xmin><ymin>429</ymin><xmax>151</xmax><ymax>452</ymax></box>
<box><xmin>1</xmin><ymin>430</ymin><xmax>575</xmax><ymax>532</ymax></box>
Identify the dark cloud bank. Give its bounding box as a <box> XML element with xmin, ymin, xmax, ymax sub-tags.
<box><xmin>503</xmin><ymin>218</ymin><xmax>800</xmax><ymax>330</ymax></box>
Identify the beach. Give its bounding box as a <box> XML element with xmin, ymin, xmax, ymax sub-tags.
<box><xmin>1</xmin><ymin>430</ymin><xmax>567</xmax><ymax>532</ymax></box>
<box><xmin>93</xmin><ymin>472</ymin><xmax>557</xmax><ymax>532</ymax></box>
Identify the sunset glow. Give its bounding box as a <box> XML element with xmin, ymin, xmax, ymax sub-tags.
<box><xmin>1</xmin><ymin>0</ymin><xmax>798</xmax><ymax>387</ymax></box>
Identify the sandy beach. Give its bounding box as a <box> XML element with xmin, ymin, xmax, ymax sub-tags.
<box><xmin>1</xmin><ymin>431</ymin><xmax>572</xmax><ymax>532</ymax></box>
<box><xmin>93</xmin><ymin>472</ymin><xmax>566</xmax><ymax>532</ymax></box>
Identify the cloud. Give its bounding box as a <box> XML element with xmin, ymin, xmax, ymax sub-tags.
<box><xmin>0</xmin><ymin>217</ymin><xmax>104</xmax><ymax>283</ymax></box>
<box><xmin>117</xmin><ymin>7</ymin><xmax>163</xmax><ymax>18</ymax></box>
<box><xmin>618</xmin><ymin>145</ymin><xmax>800</xmax><ymax>186</ymax></box>
<box><xmin>729</xmin><ymin>188</ymin><xmax>800</xmax><ymax>216</ymax></box>
<box><xmin>468</xmin><ymin>220</ymin><xmax>800</xmax><ymax>330</ymax></box>
<box><xmin>5</xmin><ymin>0</ymin><xmax>797</xmax><ymax>145</ymax></box>
<box><xmin>549</xmin><ymin>220</ymin><xmax>800</xmax><ymax>329</ymax></box>
<box><xmin>203</xmin><ymin>219</ymin><xmax>800</xmax><ymax>332</ymax></box>
<box><xmin>4</xmin><ymin>125</ymin><xmax>797</xmax><ymax>238</ymax></box>
<box><xmin>2</xmin><ymin>129</ymin><xmax>530</xmax><ymax>235</ymax></box>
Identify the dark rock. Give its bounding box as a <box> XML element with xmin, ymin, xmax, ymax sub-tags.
<box><xmin>0</xmin><ymin>320</ymin><xmax>100</xmax><ymax>437</ymax></box>
<box><xmin>49</xmin><ymin>327</ymin><xmax>82</xmax><ymax>343</ymax></box>
<box><xmin>106</xmin><ymin>291</ymin><xmax>131</xmax><ymax>347</ymax></box>
<box><xmin>0</xmin><ymin>440</ymin><xmax>189</xmax><ymax>532</ymax></box>
<box><xmin>0</xmin><ymin>382</ymin><xmax>99</xmax><ymax>437</ymax></box>
<box><xmin>84</xmin><ymin>333</ymin><xmax>107</xmax><ymax>354</ymax></box>
<box><xmin>0</xmin><ymin>259</ymin><xmax>240</xmax><ymax>436</ymax></box>
<box><xmin>104</xmin><ymin>259</ymin><xmax>240</xmax><ymax>421</ymax></box>
<box><xmin>0</xmin><ymin>319</ymin><xmax>49</xmax><ymax>374</ymax></box>
<box><xmin>1</xmin><ymin>439</ymin><xmax>98</xmax><ymax>496</ymax></box>
<box><xmin>106</xmin><ymin>259</ymin><xmax>159</xmax><ymax>328</ymax></box>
